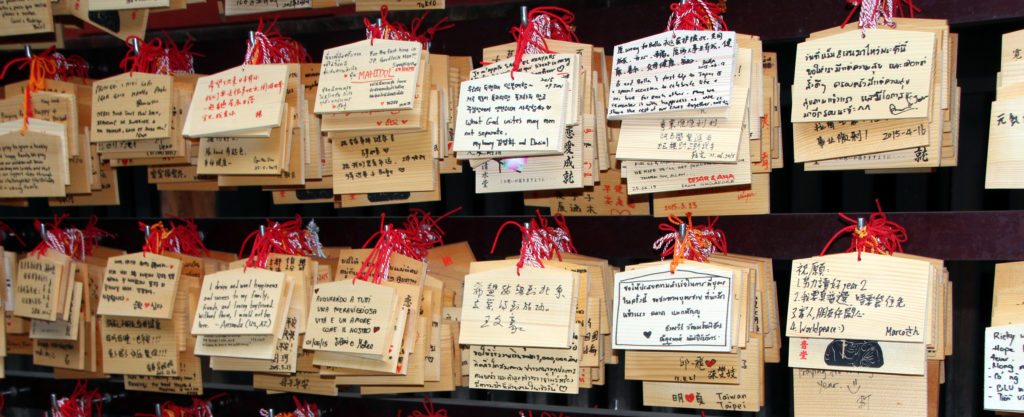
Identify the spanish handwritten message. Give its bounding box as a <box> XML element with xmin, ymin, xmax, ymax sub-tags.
<box><xmin>985</xmin><ymin>324</ymin><xmax>1024</xmax><ymax>412</ymax></box>
<box><xmin>792</xmin><ymin>29</ymin><xmax>935</xmax><ymax>122</ymax></box>
<box><xmin>0</xmin><ymin>131</ymin><xmax>65</xmax><ymax>198</ymax></box>
<box><xmin>787</xmin><ymin>253</ymin><xmax>931</xmax><ymax>342</ymax></box>
<box><xmin>316</xmin><ymin>39</ymin><xmax>421</xmax><ymax>113</ymax></box>
<box><xmin>191</xmin><ymin>268</ymin><xmax>287</xmax><ymax>335</ymax></box>
<box><xmin>97</xmin><ymin>252</ymin><xmax>182</xmax><ymax>319</ymax></box>
<box><xmin>608</xmin><ymin>31</ymin><xmax>737</xmax><ymax>119</ymax></box>
<box><xmin>459</xmin><ymin>266</ymin><xmax>576</xmax><ymax>348</ymax></box>
<box><xmin>453</xmin><ymin>73</ymin><xmax>567</xmax><ymax>154</ymax></box>
<box><xmin>613</xmin><ymin>264</ymin><xmax>734</xmax><ymax>352</ymax></box>
<box><xmin>184</xmin><ymin>65</ymin><xmax>288</xmax><ymax>137</ymax></box>
<box><xmin>0</xmin><ymin>0</ymin><xmax>53</xmax><ymax>37</ymax></box>
<box><xmin>92</xmin><ymin>73</ymin><xmax>173</xmax><ymax>142</ymax></box>
<box><xmin>303</xmin><ymin>279</ymin><xmax>396</xmax><ymax>357</ymax></box>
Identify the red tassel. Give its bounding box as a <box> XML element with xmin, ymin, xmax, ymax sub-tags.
<box><xmin>819</xmin><ymin>199</ymin><xmax>908</xmax><ymax>260</ymax></box>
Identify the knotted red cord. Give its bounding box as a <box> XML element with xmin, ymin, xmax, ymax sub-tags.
<box><xmin>354</xmin><ymin>209</ymin><xmax>460</xmax><ymax>284</ymax></box>
<box><xmin>652</xmin><ymin>213</ymin><xmax>728</xmax><ymax>273</ymax></box>
<box><xmin>1</xmin><ymin>47</ymin><xmax>56</xmax><ymax>132</ymax></box>
<box><xmin>54</xmin><ymin>381</ymin><xmax>103</xmax><ymax>417</ymax></box>
<box><xmin>412</xmin><ymin>12</ymin><xmax>455</xmax><ymax>47</ymax></box>
<box><xmin>408</xmin><ymin>398</ymin><xmax>447</xmax><ymax>417</ymax></box>
<box><xmin>403</xmin><ymin>207</ymin><xmax>462</xmax><ymax>254</ymax></box>
<box><xmin>238</xmin><ymin>215</ymin><xmax>312</xmax><ymax>269</ymax></box>
<box><xmin>167</xmin><ymin>217</ymin><xmax>210</xmax><ymax>257</ymax></box>
<box><xmin>365</xmin><ymin>6</ymin><xmax>454</xmax><ymax>48</ymax></box>
<box><xmin>0</xmin><ymin>221</ymin><xmax>26</xmax><ymax>247</ymax></box>
<box><xmin>291</xmin><ymin>395</ymin><xmax>319</xmax><ymax>417</ymax></box>
<box><xmin>134</xmin><ymin>392</ymin><xmax>225</xmax><ymax>417</ymax></box>
<box><xmin>31</xmin><ymin>214</ymin><xmax>107</xmax><ymax>261</ymax></box>
<box><xmin>841</xmin><ymin>0</ymin><xmax>898</xmax><ymax>31</ymax></box>
<box><xmin>245</xmin><ymin>18</ymin><xmax>312</xmax><ymax>65</ymax></box>
<box><xmin>140</xmin><ymin>221</ymin><xmax>172</xmax><ymax>255</ymax></box>
<box><xmin>666</xmin><ymin>0</ymin><xmax>728</xmax><ymax>31</ymax></box>
<box><xmin>490</xmin><ymin>212</ymin><xmax>577</xmax><ymax>275</ymax></box>
<box><xmin>51</xmin><ymin>52</ymin><xmax>89</xmax><ymax>81</ymax></box>
<box><xmin>508</xmin><ymin>7</ymin><xmax>578</xmax><ymax>75</ymax></box>
<box><xmin>120</xmin><ymin>35</ymin><xmax>201</xmax><ymax>75</ymax></box>
<box><xmin>819</xmin><ymin>200</ymin><xmax>907</xmax><ymax>260</ymax></box>
<box><xmin>894</xmin><ymin>0</ymin><xmax>921</xmax><ymax>17</ymax></box>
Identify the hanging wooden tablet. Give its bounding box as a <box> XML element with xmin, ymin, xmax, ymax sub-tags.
<box><xmin>191</xmin><ymin>268</ymin><xmax>287</xmax><ymax>335</ymax></box>
<box><xmin>793</xmin><ymin>368</ymin><xmax>927</xmax><ymax>416</ymax></box>
<box><xmin>91</xmin><ymin>72</ymin><xmax>172</xmax><ymax>142</ymax></box>
<box><xmin>642</xmin><ymin>337</ymin><xmax>761</xmax><ymax>411</ymax></box>
<box><xmin>453</xmin><ymin>72</ymin><xmax>567</xmax><ymax>156</ymax></box>
<box><xmin>331</xmin><ymin>131</ymin><xmax>437</xmax><ymax>194</ymax></box>
<box><xmin>652</xmin><ymin>172</ymin><xmax>769</xmax><ymax>217</ymax></box>
<box><xmin>100</xmin><ymin>316</ymin><xmax>179</xmax><ymax>376</ymax></box>
<box><xmin>124</xmin><ymin>351</ymin><xmax>203</xmax><ymax>395</ymax></box>
<box><xmin>0</xmin><ymin>130</ymin><xmax>67</xmax><ymax>198</ymax></box>
<box><xmin>303</xmin><ymin>279</ymin><xmax>396</xmax><ymax>357</ymax></box>
<box><xmin>14</xmin><ymin>252</ymin><xmax>69</xmax><ymax>321</ymax></box>
<box><xmin>96</xmin><ymin>252</ymin><xmax>182</xmax><ymax>319</ymax></box>
<box><xmin>525</xmin><ymin>164</ymin><xmax>651</xmax><ymax>216</ymax></box>
<box><xmin>224</xmin><ymin>0</ymin><xmax>313</xmax><ymax>15</ymax></box>
<box><xmin>69</xmin><ymin>0</ymin><xmax>147</xmax><ymax>41</ymax></box>
<box><xmin>0</xmin><ymin>0</ymin><xmax>54</xmax><ymax>37</ymax></box>
<box><xmin>787</xmin><ymin>252</ymin><xmax>932</xmax><ymax>343</ymax></box>
<box><xmin>607</xmin><ymin>30</ymin><xmax>736</xmax><ymax>119</ymax></box>
<box><xmin>458</xmin><ymin>265</ymin><xmax>577</xmax><ymax>348</ymax></box>
<box><xmin>183</xmin><ymin>64</ymin><xmax>289</xmax><ymax>137</ymax></box>
<box><xmin>208</xmin><ymin>306</ymin><xmax>300</xmax><ymax>372</ymax></box>
<box><xmin>473</xmin><ymin>124</ymin><xmax>582</xmax><ymax>193</ymax></box>
<box><xmin>30</xmin><ymin>282</ymin><xmax>82</xmax><ymax>341</ymax></box>
<box><xmin>792</xmin><ymin>29</ymin><xmax>935</xmax><ymax>122</ymax></box>
<box><xmin>985</xmin><ymin>97</ymin><xmax>1024</xmax><ymax>188</ymax></box>
<box><xmin>315</xmin><ymin>39</ymin><xmax>422</xmax><ymax>114</ymax></box>
<box><xmin>320</xmin><ymin>53</ymin><xmax>429</xmax><ymax>133</ymax></box>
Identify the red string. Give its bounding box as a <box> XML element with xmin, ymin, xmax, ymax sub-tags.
<box><xmin>508</xmin><ymin>7</ymin><xmax>578</xmax><ymax>75</ymax></box>
<box><xmin>408</xmin><ymin>398</ymin><xmax>447</xmax><ymax>417</ymax></box>
<box><xmin>134</xmin><ymin>392</ymin><xmax>225</xmax><ymax>417</ymax></box>
<box><xmin>55</xmin><ymin>381</ymin><xmax>102</xmax><ymax>417</ymax></box>
<box><xmin>652</xmin><ymin>213</ymin><xmax>727</xmax><ymax>273</ymax></box>
<box><xmin>666</xmin><ymin>0</ymin><xmax>728</xmax><ymax>31</ymax></box>
<box><xmin>245</xmin><ymin>17</ymin><xmax>312</xmax><ymax>65</ymax></box>
<box><xmin>894</xmin><ymin>0</ymin><xmax>921</xmax><ymax>17</ymax></box>
<box><xmin>365</xmin><ymin>7</ymin><xmax>454</xmax><ymax>48</ymax></box>
<box><xmin>355</xmin><ymin>209</ymin><xmax>459</xmax><ymax>284</ymax></box>
<box><xmin>490</xmin><ymin>212</ymin><xmax>577</xmax><ymax>275</ymax></box>
<box><xmin>0</xmin><ymin>221</ymin><xmax>26</xmax><ymax>247</ymax></box>
<box><xmin>819</xmin><ymin>199</ymin><xmax>908</xmax><ymax>260</ymax></box>
<box><xmin>120</xmin><ymin>35</ymin><xmax>202</xmax><ymax>75</ymax></box>
<box><xmin>238</xmin><ymin>215</ymin><xmax>312</xmax><ymax>270</ymax></box>
<box><xmin>841</xmin><ymin>0</ymin><xmax>900</xmax><ymax>30</ymax></box>
<box><xmin>292</xmin><ymin>395</ymin><xmax>318</xmax><ymax>417</ymax></box>
<box><xmin>31</xmin><ymin>215</ymin><xmax>110</xmax><ymax>261</ymax></box>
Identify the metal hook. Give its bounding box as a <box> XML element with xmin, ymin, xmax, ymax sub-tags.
<box><xmin>198</xmin><ymin>231</ymin><xmax>206</xmax><ymax>242</ymax></box>
<box><xmin>520</xmin><ymin>6</ymin><xmax>529</xmax><ymax>26</ymax></box>
<box><xmin>0</xmin><ymin>387</ymin><xmax>29</xmax><ymax>397</ymax></box>
<box><xmin>131</xmin><ymin>38</ymin><xmax>141</xmax><ymax>56</ymax></box>
<box><xmin>40</xmin><ymin>223</ymin><xmax>46</xmax><ymax>238</ymax></box>
<box><xmin>248</xmin><ymin>31</ymin><xmax>256</xmax><ymax>44</ymax></box>
<box><xmin>24</xmin><ymin>44</ymin><xmax>32</xmax><ymax>59</ymax></box>
<box><xmin>145</xmin><ymin>224</ymin><xmax>151</xmax><ymax>240</ymax></box>
<box><xmin>155</xmin><ymin>403</ymin><xmax>162</xmax><ymax>417</ymax></box>
<box><xmin>259</xmin><ymin>225</ymin><xmax>266</xmax><ymax>237</ymax></box>
<box><xmin>268</xmin><ymin>409</ymin><xmax>275</xmax><ymax>417</ymax></box>
<box><xmin>857</xmin><ymin>217</ymin><xmax>866</xmax><ymax>229</ymax></box>
<box><xmin>680</xmin><ymin>222</ymin><xmax>687</xmax><ymax>237</ymax></box>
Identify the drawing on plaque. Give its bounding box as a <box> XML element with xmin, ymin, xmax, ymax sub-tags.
<box><xmin>823</xmin><ymin>339</ymin><xmax>884</xmax><ymax>368</ymax></box>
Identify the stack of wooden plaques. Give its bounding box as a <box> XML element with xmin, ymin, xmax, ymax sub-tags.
<box><xmin>794</xmin><ymin>19</ymin><xmax>961</xmax><ymax>173</ymax></box>
<box><xmin>614</xmin><ymin>255</ymin><xmax>777</xmax><ymax>413</ymax></box>
<box><xmin>786</xmin><ymin>252</ymin><xmax>952</xmax><ymax>417</ymax></box>
<box><xmin>607</xmin><ymin>30</ymin><xmax>775</xmax><ymax>218</ymax></box>
<box><xmin>313</xmin><ymin>39</ymin><xmax>448</xmax><ymax>208</ymax></box>
<box><xmin>0</xmin><ymin>77</ymin><xmax>121</xmax><ymax>207</ymax></box>
<box><xmin>984</xmin><ymin>262</ymin><xmax>1024</xmax><ymax>413</ymax></box>
<box><xmin>0</xmin><ymin>0</ymin><xmax>156</xmax><ymax>49</ymax></box>
<box><xmin>985</xmin><ymin>29</ymin><xmax>1024</xmax><ymax>189</ymax></box>
<box><xmin>523</xmin><ymin>47</ymin><xmax>652</xmax><ymax>217</ymax></box>
<box><xmin>454</xmin><ymin>38</ymin><xmax>611</xmax><ymax>196</ymax></box>
<box><xmin>457</xmin><ymin>259</ymin><xmax>584</xmax><ymax>393</ymax></box>
<box><xmin>190</xmin><ymin>261</ymin><xmax>295</xmax><ymax>388</ymax></box>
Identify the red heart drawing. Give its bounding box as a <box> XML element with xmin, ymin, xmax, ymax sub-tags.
<box><xmin>376</xmin><ymin>121</ymin><xmax>383</xmax><ymax>126</ymax></box>
<box><xmin>380</xmin><ymin>101</ymin><xmax>385</xmax><ymax>105</ymax></box>
<box><xmin>144</xmin><ymin>302</ymin><xmax>150</xmax><ymax>308</ymax></box>
<box><xmin>685</xmin><ymin>394</ymin><xmax>695</xmax><ymax>403</ymax></box>
<box><xmin>373</xmin><ymin>326</ymin><xmax>381</xmax><ymax>333</ymax></box>
<box><xmin>314</xmin><ymin>288</ymin><xmax>319</xmax><ymax>294</ymax></box>
<box><xmin>401</xmin><ymin>120</ymin><xmax>408</xmax><ymax>124</ymax></box>
<box><xmin>705</xmin><ymin>359</ymin><xmax>716</xmax><ymax>367</ymax></box>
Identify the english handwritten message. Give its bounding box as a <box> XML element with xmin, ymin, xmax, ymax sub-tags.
<box><xmin>453</xmin><ymin>72</ymin><xmax>566</xmax><ymax>154</ymax></box>
<box><xmin>985</xmin><ymin>324</ymin><xmax>1024</xmax><ymax>412</ymax></box>
<box><xmin>191</xmin><ymin>268</ymin><xmax>286</xmax><ymax>335</ymax></box>
<box><xmin>92</xmin><ymin>73</ymin><xmax>172</xmax><ymax>142</ymax></box>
